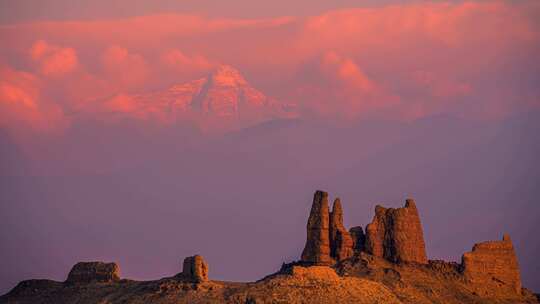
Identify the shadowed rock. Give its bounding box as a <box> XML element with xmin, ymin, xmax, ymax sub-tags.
<box><xmin>329</xmin><ymin>198</ymin><xmax>354</xmax><ymax>261</ymax></box>
<box><xmin>461</xmin><ymin>234</ymin><xmax>522</xmax><ymax>296</ymax></box>
<box><xmin>301</xmin><ymin>190</ymin><xmax>333</xmax><ymax>265</ymax></box>
<box><xmin>181</xmin><ymin>255</ymin><xmax>208</xmax><ymax>283</ymax></box>
<box><xmin>365</xmin><ymin>199</ymin><xmax>428</xmax><ymax>264</ymax></box>
<box><xmin>349</xmin><ymin>226</ymin><xmax>366</xmax><ymax>253</ymax></box>
<box><xmin>4</xmin><ymin>280</ymin><xmax>63</xmax><ymax>298</ymax></box>
<box><xmin>66</xmin><ymin>262</ymin><xmax>120</xmax><ymax>284</ymax></box>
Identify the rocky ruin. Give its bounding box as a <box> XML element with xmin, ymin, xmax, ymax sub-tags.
<box><xmin>298</xmin><ymin>189</ymin><xmax>528</xmax><ymax>300</ymax></box>
<box><xmin>329</xmin><ymin>198</ymin><xmax>354</xmax><ymax>261</ymax></box>
<box><xmin>365</xmin><ymin>198</ymin><xmax>428</xmax><ymax>264</ymax></box>
<box><xmin>1</xmin><ymin>189</ymin><xmax>536</xmax><ymax>304</ymax></box>
<box><xmin>301</xmin><ymin>190</ymin><xmax>333</xmax><ymax>265</ymax></box>
<box><xmin>180</xmin><ymin>255</ymin><xmax>209</xmax><ymax>283</ymax></box>
<box><xmin>66</xmin><ymin>262</ymin><xmax>120</xmax><ymax>284</ymax></box>
<box><xmin>462</xmin><ymin>234</ymin><xmax>522</xmax><ymax>297</ymax></box>
<box><xmin>301</xmin><ymin>192</ymin><xmax>357</xmax><ymax>265</ymax></box>
<box><xmin>301</xmin><ymin>192</ymin><xmax>428</xmax><ymax>265</ymax></box>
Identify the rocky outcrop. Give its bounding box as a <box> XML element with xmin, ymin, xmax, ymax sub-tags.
<box><xmin>302</xmin><ymin>193</ymin><xmax>428</xmax><ymax>265</ymax></box>
<box><xmin>4</xmin><ymin>280</ymin><xmax>63</xmax><ymax>299</ymax></box>
<box><xmin>301</xmin><ymin>191</ymin><xmax>333</xmax><ymax>265</ymax></box>
<box><xmin>365</xmin><ymin>199</ymin><xmax>428</xmax><ymax>264</ymax></box>
<box><xmin>65</xmin><ymin>262</ymin><xmax>120</xmax><ymax>284</ymax></box>
<box><xmin>3</xmin><ymin>190</ymin><xmax>536</xmax><ymax>304</ymax></box>
<box><xmin>461</xmin><ymin>234</ymin><xmax>522</xmax><ymax>297</ymax></box>
<box><xmin>181</xmin><ymin>255</ymin><xmax>209</xmax><ymax>283</ymax></box>
<box><xmin>349</xmin><ymin>226</ymin><xmax>366</xmax><ymax>253</ymax></box>
<box><xmin>242</xmin><ymin>265</ymin><xmax>402</xmax><ymax>304</ymax></box>
<box><xmin>329</xmin><ymin>198</ymin><xmax>354</xmax><ymax>261</ymax></box>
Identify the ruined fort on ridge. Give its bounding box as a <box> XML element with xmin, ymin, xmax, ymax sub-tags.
<box><xmin>1</xmin><ymin>190</ymin><xmax>538</xmax><ymax>304</ymax></box>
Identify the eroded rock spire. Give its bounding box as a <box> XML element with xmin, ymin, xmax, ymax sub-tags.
<box><xmin>301</xmin><ymin>190</ymin><xmax>333</xmax><ymax>265</ymax></box>
<box><xmin>365</xmin><ymin>198</ymin><xmax>428</xmax><ymax>264</ymax></box>
<box><xmin>329</xmin><ymin>198</ymin><xmax>354</xmax><ymax>261</ymax></box>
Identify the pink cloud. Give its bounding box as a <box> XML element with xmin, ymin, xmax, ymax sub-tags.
<box><xmin>105</xmin><ymin>94</ymin><xmax>139</xmax><ymax>113</ymax></box>
<box><xmin>101</xmin><ymin>46</ymin><xmax>148</xmax><ymax>90</ymax></box>
<box><xmin>0</xmin><ymin>81</ymin><xmax>37</xmax><ymax>110</ymax></box>
<box><xmin>160</xmin><ymin>49</ymin><xmax>214</xmax><ymax>74</ymax></box>
<box><xmin>293</xmin><ymin>52</ymin><xmax>399</xmax><ymax>120</ymax></box>
<box><xmin>0</xmin><ymin>66</ymin><xmax>67</xmax><ymax>132</ymax></box>
<box><xmin>411</xmin><ymin>70</ymin><xmax>471</xmax><ymax>99</ymax></box>
<box><xmin>0</xmin><ymin>14</ymin><xmax>293</xmax><ymax>55</ymax></box>
<box><xmin>100</xmin><ymin>93</ymin><xmax>177</xmax><ymax>124</ymax></box>
<box><xmin>0</xmin><ymin>1</ymin><xmax>537</xmax><ymax>133</ymax></box>
<box><xmin>297</xmin><ymin>2</ymin><xmax>538</xmax><ymax>51</ymax></box>
<box><xmin>29</xmin><ymin>40</ymin><xmax>78</xmax><ymax>76</ymax></box>
<box><xmin>320</xmin><ymin>52</ymin><xmax>377</xmax><ymax>94</ymax></box>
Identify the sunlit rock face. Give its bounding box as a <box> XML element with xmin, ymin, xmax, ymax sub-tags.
<box><xmin>365</xmin><ymin>199</ymin><xmax>428</xmax><ymax>265</ymax></box>
<box><xmin>181</xmin><ymin>255</ymin><xmax>209</xmax><ymax>283</ymax></box>
<box><xmin>329</xmin><ymin>198</ymin><xmax>354</xmax><ymax>261</ymax></box>
<box><xmin>301</xmin><ymin>190</ymin><xmax>333</xmax><ymax>265</ymax></box>
<box><xmin>301</xmin><ymin>192</ymin><xmax>356</xmax><ymax>265</ymax></box>
<box><xmin>461</xmin><ymin>234</ymin><xmax>522</xmax><ymax>296</ymax></box>
<box><xmin>65</xmin><ymin>262</ymin><xmax>120</xmax><ymax>284</ymax></box>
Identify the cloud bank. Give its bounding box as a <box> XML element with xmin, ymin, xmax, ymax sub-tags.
<box><xmin>0</xmin><ymin>1</ymin><xmax>538</xmax><ymax>133</ymax></box>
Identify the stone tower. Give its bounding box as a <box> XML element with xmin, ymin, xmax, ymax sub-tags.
<box><xmin>365</xmin><ymin>198</ymin><xmax>428</xmax><ymax>264</ymax></box>
<box><xmin>329</xmin><ymin>198</ymin><xmax>354</xmax><ymax>261</ymax></box>
<box><xmin>301</xmin><ymin>190</ymin><xmax>333</xmax><ymax>265</ymax></box>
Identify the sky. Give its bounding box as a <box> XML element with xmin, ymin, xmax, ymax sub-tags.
<box><xmin>1</xmin><ymin>0</ymin><xmax>540</xmax><ymax>294</ymax></box>
<box><xmin>0</xmin><ymin>0</ymin><xmax>471</xmax><ymax>22</ymax></box>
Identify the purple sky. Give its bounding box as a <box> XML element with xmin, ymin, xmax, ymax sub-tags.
<box><xmin>0</xmin><ymin>0</ymin><xmax>468</xmax><ymax>22</ymax></box>
<box><xmin>0</xmin><ymin>0</ymin><xmax>539</xmax><ymax>295</ymax></box>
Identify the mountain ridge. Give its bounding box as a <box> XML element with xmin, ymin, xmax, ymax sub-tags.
<box><xmin>127</xmin><ymin>65</ymin><xmax>295</xmax><ymax>122</ymax></box>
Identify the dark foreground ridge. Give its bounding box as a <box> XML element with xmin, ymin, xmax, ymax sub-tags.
<box><xmin>1</xmin><ymin>190</ymin><xmax>538</xmax><ymax>304</ymax></box>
